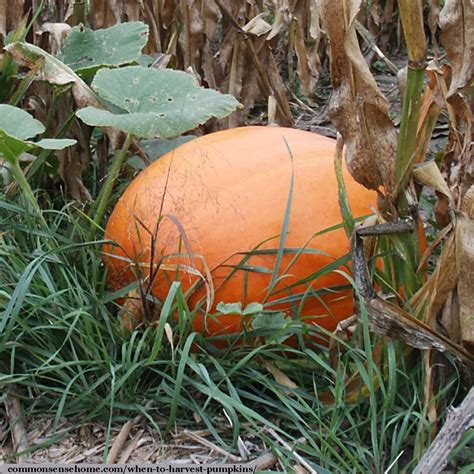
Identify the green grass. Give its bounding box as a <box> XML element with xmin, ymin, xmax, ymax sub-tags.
<box><xmin>0</xmin><ymin>189</ymin><xmax>469</xmax><ymax>472</ymax></box>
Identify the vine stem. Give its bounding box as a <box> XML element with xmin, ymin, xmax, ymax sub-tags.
<box><xmin>93</xmin><ymin>133</ymin><xmax>134</xmax><ymax>227</ymax></box>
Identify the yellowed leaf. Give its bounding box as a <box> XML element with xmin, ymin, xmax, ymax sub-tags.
<box><xmin>119</xmin><ymin>289</ymin><xmax>145</xmax><ymax>333</ymax></box>
<box><xmin>413</xmin><ymin>162</ymin><xmax>453</xmax><ymax>200</ymax></box>
<box><xmin>264</xmin><ymin>361</ymin><xmax>298</xmax><ymax>390</ymax></box>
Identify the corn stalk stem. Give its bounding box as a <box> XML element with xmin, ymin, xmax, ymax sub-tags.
<box><xmin>395</xmin><ymin>0</ymin><xmax>427</xmax><ymax>205</ymax></box>
<box><xmin>395</xmin><ymin>67</ymin><xmax>425</xmax><ymax>195</ymax></box>
<box><xmin>72</xmin><ymin>1</ymin><xmax>87</xmax><ymax>26</ymax></box>
<box><xmin>390</xmin><ymin>0</ymin><xmax>428</xmax><ymax>295</ymax></box>
<box><xmin>397</xmin><ymin>0</ymin><xmax>427</xmax><ymax>66</ymax></box>
<box><xmin>92</xmin><ymin>133</ymin><xmax>134</xmax><ymax>227</ymax></box>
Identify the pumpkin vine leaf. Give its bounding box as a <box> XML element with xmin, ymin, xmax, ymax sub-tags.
<box><xmin>0</xmin><ymin>104</ymin><xmax>76</xmax><ymax>220</ymax></box>
<box><xmin>75</xmin><ymin>66</ymin><xmax>241</xmax><ymax>139</ymax></box>
<box><xmin>58</xmin><ymin>22</ymin><xmax>149</xmax><ymax>78</ymax></box>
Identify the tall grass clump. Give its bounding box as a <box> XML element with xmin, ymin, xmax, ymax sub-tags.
<box><xmin>0</xmin><ymin>189</ymin><xmax>466</xmax><ymax>471</ymax></box>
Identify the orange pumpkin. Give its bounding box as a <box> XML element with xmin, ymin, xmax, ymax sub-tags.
<box><xmin>104</xmin><ymin>126</ymin><xmax>377</xmax><ymax>342</ymax></box>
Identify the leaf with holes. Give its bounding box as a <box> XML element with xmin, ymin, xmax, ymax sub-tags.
<box><xmin>76</xmin><ymin>66</ymin><xmax>241</xmax><ymax>139</ymax></box>
<box><xmin>58</xmin><ymin>22</ymin><xmax>149</xmax><ymax>75</ymax></box>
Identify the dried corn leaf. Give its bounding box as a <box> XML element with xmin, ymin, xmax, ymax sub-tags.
<box><xmin>439</xmin><ymin>0</ymin><xmax>474</xmax><ymax>97</ymax></box>
<box><xmin>179</xmin><ymin>0</ymin><xmax>205</xmax><ymax>73</ymax></box>
<box><xmin>412</xmin><ymin>233</ymin><xmax>458</xmax><ymax>325</ymax></box>
<box><xmin>243</xmin><ymin>13</ymin><xmax>272</xmax><ymax>36</ymax></box>
<box><xmin>293</xmin><ymin>19</ymin><xmax>315</xmax><ymax>96</ymax></box>
<box><xmin>461</xmin><ymin>185</ymin><xmax>474</xmax><ymax>219</ymax></box>
<box><xmin>123</xmin><ymin>0</ymin><xmax>141</xmax><ymax>22</ymax></box>
<box><xmin>307</xmin><ymin>0</ymin><xmax>323</xmax><ymax>88</ymax></box>
<box><xmin>413</xmin><ymin>162</ymin><xmax>453</xmax><ymax>200</ymax></box>
<box><xmin>416</xmin><ymin>223</ymin><xmax>453</xmax><ymax>274</ymax></box>
<box><xmin>413</xmin><ymin>65</ymin><xmax>448</xmax><ymax>164</ymax></box>
<box><xmin>57</xmin><ymin>96</ymin><xmax>93</xmax><ymax>202</ymax></box>
<box><xmin>361</xmin><ymin>296</ymin><xmax>474</xmax><ymax>368</ymax></box>
<box><xmin>267</xmin><ymin>0</ymin><xmax>292</xmax><ymax>40</ymax></box>
<box><xmin>225</xmin><ymin>37</ymin><xmax>245</xmax><ymax>128</ymax></box>
<box><xmin>428</xmin><ymin>0</ymin><xmax>441</xmax><ymax>51</ymax></box>
<box><xmin>0</xmin><ymin>0</ymin><xmax>25</xmax><ymax>45</ymax></box>
<box><xmin>89</xmin><ymin>0</ymin><xmax>121</xmax><ymax>29</ymax></box>
<box><xmin>290</xmin><ymin>1</ymin><xmax>321</xmax><ymax>96</ymax></box>
<box><xmin>457</xmin><ymin>216</ymin><xmax>474</xmax><ymax>348</ymax></box>
<box><xmin>202</xmin><ymin>0</ymin><xmax>220</xmax><ymax>39</ymax></box>
<box><xmin>436</xmin><ymin>12</ymin><xmax>473</xmax><ymax>199</ymax></box>
<box><xmin>200</xmin><ymin>0</ymin><xmax>220</xmax><ymax>88</ymax></box>
<box><xmin>317</xmin><ymin>0</ymin><xmax>397</xmax><ymax>193</ymax></box>
<box><xmin>265</xmin><ymin>44</ymin><xmax>294</xmax><ymax>124</ymax></box>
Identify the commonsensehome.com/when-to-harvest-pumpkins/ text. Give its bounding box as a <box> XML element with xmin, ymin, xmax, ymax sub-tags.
<box><xmin>104</xmin><ymin>126</ymin><xmax>377</xmax><ymax>343</ymax></box>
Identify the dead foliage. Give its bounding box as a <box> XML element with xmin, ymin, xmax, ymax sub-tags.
<box><xmin>317</xmin><ymin>0</ymin><xmax>397</xmax><ymax>194</ymax></box>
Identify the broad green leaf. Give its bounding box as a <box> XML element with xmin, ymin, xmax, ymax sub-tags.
<box><xmin>0</xmin><ymin>105</ymin><xmax>76</xmax><ymax>164</ymax></box>
<box><xmin>252</xmin><ymin>312</ymin><xmax>290</xmax><ymax>332</ymax></box>
<box><xmin>58</xmin><ymin>22</ymin><xmax>149</xmax><ymax>74</ymax></box>
<box><xmin>242</xmin><ymin>302</ymin><xmax>264</xmax><ymax>315</ymax></box>
<box><xmin>76</xmin><ymin>66</ymin><xmax>240</xmax><ymax>139</ymax></box>
<box><xmin>216</xmin><ymin>302</ymin><xmax>264</xmax><ymax>316</ymax></box>
<box><xmin>0</xmin><ymin>104</ymin><xmax>44</xmax><ymax>140</ymax></box>
<box><xmin>34</xmin><ymin>138</ymin><xmax>77</xmax><ymax>150</ymax></box>
<box><xmin>0</xmin><ymin>130</ymin><xmax>29</xmax><ymax>163</ymax></box>
<box><xmin>216</xmin><ymin>302</ymin><xmax>243</xmax><ymax>315</ymax></box>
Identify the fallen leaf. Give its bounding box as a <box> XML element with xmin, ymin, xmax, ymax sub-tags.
<box><xmin>264</xmin><ymin>361</ymin><xmax>298</xmax><ymax>390</ymax></box>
